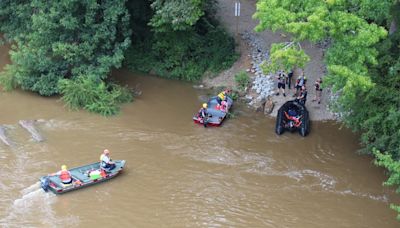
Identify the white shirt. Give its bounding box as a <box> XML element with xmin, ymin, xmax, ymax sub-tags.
<box><xmin>101</xmin><ymin>154</ymin><xmax>111</xmax><ymax>164</ymax></box>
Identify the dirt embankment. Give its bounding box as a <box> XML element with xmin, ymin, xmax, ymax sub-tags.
<box><xmin>202</xmin><ymin>0</ymin><xmax>335</xmax><ymax>121</ymax></box>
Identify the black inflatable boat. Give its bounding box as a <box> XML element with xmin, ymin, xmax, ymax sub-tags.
<box><xmin>275</xmin><ymin>100</ymin><xmax>310</xmax><ymax>137</ymax></box>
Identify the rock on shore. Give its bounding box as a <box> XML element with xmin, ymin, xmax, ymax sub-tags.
<box><xmin>241</xmin><ymin>31</ymin><xmax>275</xmax><ymax>113</ymax></box>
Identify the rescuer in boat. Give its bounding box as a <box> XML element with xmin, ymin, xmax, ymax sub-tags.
<box><xmin>284</xmin><ymin>109</ymin><xmax>301</xmax><ymax>128</ymax></box>
<box><xmin>217</xmin><ymin>100</ymin><xmax>228</xmax><ymax>112</ymax></box>
<box><xmin>51</xmin><ymin>165</ymin><xmax>72</xmax><ymax>185</ymax></box>
<box><xmin>100</xmin><ymin>149</ymin><xmax>116</xmax><ymax>171</ymax></box>
<box><xmin>198</xmin><ymin>103</ymin><xmax>209</xmax><ymax>127</ymax></box>
<box><xmin>216</xmin><ymin>92</ymin><xmax>225</xmax><ymax>105</ymax></box>
<box><xmin>198</xmin><ymin>103</ymin><xmax>208</xmax><ymax>119</ymax></box>
<box><xmin>216</xmin><ymin>89</ymin><xmax>230</xmax><ymax>105</ymax></box>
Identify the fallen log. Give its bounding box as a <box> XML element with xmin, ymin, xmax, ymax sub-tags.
<box><xmin>0</xmin><ymin>125</ymin><xmax>13</xmax><ymax>146</ymax></box>
<box><xmin>18</xmin><ymin>120</ymin><xmax>44</xmax><ymax>142</ymax></box>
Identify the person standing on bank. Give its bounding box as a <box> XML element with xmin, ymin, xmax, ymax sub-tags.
<box><xmin>296</xmin><ymin>85</ymin><xmax>308</xmax><ymax>105</ymax></box>
<box><xmin>286</xmin><ymin>70</ymin><xmax>294</xmax><ymax>90</ymax></box>
<box><xmin>312</xmin><ymin>78</ymin><xmax>323</xmax><ymax>104</ymax></box>
<box><xmin>294</xmin><ymin>73</ymin><xmax>307</xmax><ymax>97</ymax></box>
<box><xmin>275</xmin><ymin>71</ymin><xmax>286</xmax><ymax>97</ymax></box>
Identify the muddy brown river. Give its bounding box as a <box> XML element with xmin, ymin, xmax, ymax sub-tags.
<box><xmin>0</xmin><ymin>44</ymin><xmax>399</xmax><ymax>227</ymax></box>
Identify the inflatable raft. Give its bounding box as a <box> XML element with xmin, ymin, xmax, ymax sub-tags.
<box><xmin>193</xmin><ymin>96</ymin><xmax>233</xmax><ymax>127</ymax></box>
<box><xmin>275</xmin><ymin>100</ymin><xmax>310</xmax><ymax>137</ymax></box>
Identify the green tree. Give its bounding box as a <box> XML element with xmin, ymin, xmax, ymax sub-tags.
<box><xmin>0</xmin><ymin>0</ymin><xmax>132</xmax><ymax>115</ymax></box>
<box><xmin>124</xmin><ymin>0</ymin><xmax>237</xmax><ymax>81</ymax></box>
<box><xmin>0</xmin><ymin>0</ymin><xmax>32</xmax><ymax>41</ymax></box>
<box><xmin>374</xmin><ymin>149</ymin><xmax>400</xmax><ymax>220</ymax></box>
<box><xmin>253</xmin><ymin>0</ymin><xmax>387</xmax><ymax>116</ymax></box>
<box><xmin>262</xmin><ymin>42</ymin><xmax>310</xmax><ymax>74</ymax></box>
<box><xmin>149</xmin><ymin>0</ymin><xmax>205</xmax><ymax>32</ymax></box>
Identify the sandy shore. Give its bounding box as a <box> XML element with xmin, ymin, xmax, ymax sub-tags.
<box><xmin>202</xmin><ymin>0</ymin><xmax>335</xmax><ymax>121</ymax></box>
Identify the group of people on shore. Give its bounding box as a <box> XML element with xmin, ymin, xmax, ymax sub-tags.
<box><xmin>275</xmin><ymin>70</ymin><xmax>323</xmax><ymax>105</ymax></box>
<box><xmin>51</xmin><ymin>149</ymin><xmax>116</xmax><ymax>185</ymax></box>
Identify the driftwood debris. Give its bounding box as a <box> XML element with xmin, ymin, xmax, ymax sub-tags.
<box><xmin>18</xmin><ymin>120</ymin><xmax>44</xmax><ymax>142</ymax></box>
<box><xmin>0</xmin><ymin>125</ymin><xmax>13</xmax><ymax>146</ymax></box>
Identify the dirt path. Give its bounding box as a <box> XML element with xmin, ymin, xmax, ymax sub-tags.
<box><xmin>203</xmin><ymin>0</ymin><xmax>335</xmax><ymax>121</ymax></box>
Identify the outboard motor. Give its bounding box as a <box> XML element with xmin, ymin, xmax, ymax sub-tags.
<box><xmin>40</xmin><ymin>176</ymin><xmax>50</xmax><ymax>192</ymax></box>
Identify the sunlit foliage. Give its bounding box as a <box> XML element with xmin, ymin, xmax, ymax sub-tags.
<box><xmin>262</xmin><ymin>42</ymin><xmax>310</xmax><ymax>74</ymax></box>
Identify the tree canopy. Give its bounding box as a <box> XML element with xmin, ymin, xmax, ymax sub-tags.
<box><xmin>124</xmin><ymin>0</ymin><xmax>237</xmax><ymax>81</ymax></box>
<box><xmin>0</xmin><ymin>0</ymin><xmax>236</xmax><ymax>114</ymax></box>
<box><xmin>0</xmin><ymin>0</ymin><xmax>132</xmax><ymax>115</ymax></box>
<box><xmin>254</xmin><ymin>0</ymin><xmax>388</xmax><ymax>114</ymax></box>
<box><xmin>149</xmin><ymin>0</ymin><xmax>206</xmax><ymax>32</ymax></box>
<box><xmin>254</xmin><ymin>0</ymin><xmax>400</xmax><ymax>219</ymax></box>
<box><xmin>262</xmin><ymin>42</ymin><xmax>310</xmax><ymax>74</ymax></box>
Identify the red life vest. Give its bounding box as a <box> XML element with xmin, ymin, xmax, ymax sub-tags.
<box><xmin>60</xmin><ymin>170</ymin><xmax>71</xmax><ymax>182</ymax></box>
<box><xmin>284</xmin><ymin>111</ymin><xmax>301</xmax><ymax>125</ymax></box>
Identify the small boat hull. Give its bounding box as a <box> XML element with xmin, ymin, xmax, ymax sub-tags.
<box><xmin>40</xmin><ymin>160</ymin><xmax>125</xmax><ymax>194</ymax></box>
<box><xmin>193</xmin><ymin>96</ymin><xmax>233</xmax><ymax>127</ymax></box>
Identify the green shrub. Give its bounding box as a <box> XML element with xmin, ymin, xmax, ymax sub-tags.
<box><xmin>234</xmin><ymin>70</ymin><xmax>250</xmax><ymax>91</ymax></box>
<box><xmin>373</xmin><ymin>149</ymin><xmax>400</xmax><ymax>220</ymax></box>
<box><xmin>58</xmin><ymin>76</ymin><xmax>133</xmax><ymax>116</ymax></box>
<box><xmin>0</xmin><ymin>64</ymin><xmax>17</xmax><ymax>91</ymax></box>
<box><xmin>229</xmin><ymin>91</ymin><xmax>239</xmax><ymax>100</ymax></box>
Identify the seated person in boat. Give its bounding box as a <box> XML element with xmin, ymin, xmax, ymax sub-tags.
<box><xmin>100</xmin><ymin>149</ymin><xmax>116</xmax><ymax>171</ymax></box>
<box><xmin>216</xmin><ymin>100</ymin><xmax>228</xmax><ymax>112</ymax></box>
<box><xmin>198</xmin><ymin>103</ymin><xmax>208</xmax><ymax>121</ymax></box>
<box><xmin>51</xmin><ymin>165</ymin><xmax>73</xmax><ymax>185</ymax></box>
<box><xmin>284</xmin><ymin>109</ymin><xmax>301</xmax><ymax>128</ymax></box>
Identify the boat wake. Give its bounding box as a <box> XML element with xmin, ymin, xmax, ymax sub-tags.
<box><xmin>12</xmin><ymin>187</ymin><xmax>48</xmax><ymax>211</ymax></box>
<box><xmin>0</xmin><ymin>183</ymin><xmax>79</xmax><ymax>227</ymax></box>
<box><xmin>335</xmin><ymin>189</ymin><xmax>388</xmax><ymax>202</ymax></box>
<box><xmin>284</xmin><ymin>169</ymin><xmax>337</xmax><ymax>190</ymax></box>
<box><xmin>20</xmin><ymin>182</ymin><xmax>41</xmax><ymax>195</ymax></box>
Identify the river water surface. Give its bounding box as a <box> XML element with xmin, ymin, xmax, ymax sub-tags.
<box><xmin>0</xmin><ymin>45</ymin><xmax>399</xmax><ymax>227</ymax></box>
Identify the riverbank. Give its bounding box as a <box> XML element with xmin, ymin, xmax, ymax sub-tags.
<box><xmin>1</xmin><ymin>72</ymin><xmax>397</xmax><ymax>227</ymax></box>
<box><xmin>202</xmin><ymin>0</ymin><xmax>336</xmax><ymax>121</ymax></box>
